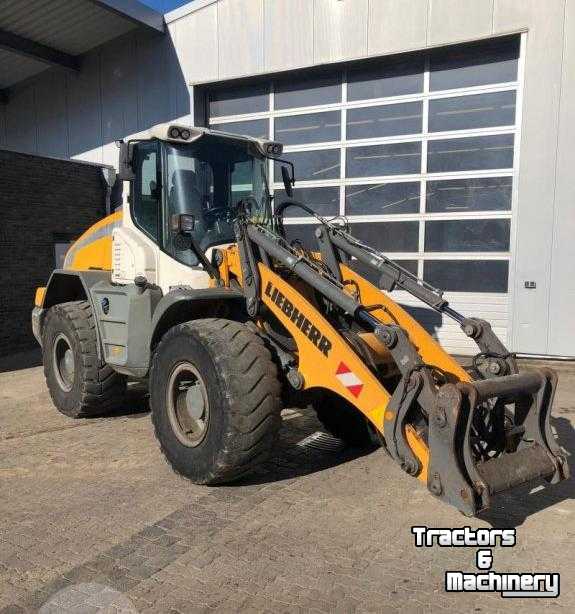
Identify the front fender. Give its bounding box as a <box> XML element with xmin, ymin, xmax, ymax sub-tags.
<box><xmin>34</xmin><ymin>270</ymin><xmax>112</xmax><ymax>351</ymax></box>
<box><xmin>150</xmin><ymin>287</ymin><xmax>244</xmax><ymax>349</ymax></box>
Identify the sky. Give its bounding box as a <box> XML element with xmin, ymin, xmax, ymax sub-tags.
<box><xmin>139</xmin><ymin>0</ymin><xmax>192</xmax><ymax>14</ymax></box>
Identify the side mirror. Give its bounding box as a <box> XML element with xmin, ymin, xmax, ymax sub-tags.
<box><xmin>117</xmin><ymin>141</ymin><xmax>135</xmax><ymax>181</ymax></box>
<box><xmin>281</xmin><ymin>165</ymin><xmax>294</xmax><ymax>198</ymax></box>
<box><xmin>171</xmin><ymin>213</ymin><xmax>196</xmax><ymax>234</ymax></box>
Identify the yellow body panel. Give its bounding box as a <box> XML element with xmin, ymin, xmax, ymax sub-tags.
<box><xmin>34</xmin><ymin>287</ymin><xmax>46</xmax><ymax>308</ymax></box>
<box><xmin>64</xmin><ymin>211</ymin><xmax>123</xmax><ymax>272</ymax></box>
<box><xmin>339</xmin><ymin>264</ymin><xmax>471</xmax><ymax>383</ymax></box>
<box><xmin>258</xmin><ymin>264</ymin><xmax>391</xmax><ymax>427</ymax></box>
<box><xmin>68</xmin><ymin>236</ymin><xmax>114</xmax><ymax>271</ymax></box>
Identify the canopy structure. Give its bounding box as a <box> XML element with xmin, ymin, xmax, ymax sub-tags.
<box><xmin>0</xmin><ymin>0</ymin><xmax>165</xmax><ymax>102</ymax></box>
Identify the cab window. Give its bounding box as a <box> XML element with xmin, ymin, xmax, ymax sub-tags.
<box><xmin>133</xmin><ymin>142</ymin><xmax>160</xmax><ymax>242</ymax></box>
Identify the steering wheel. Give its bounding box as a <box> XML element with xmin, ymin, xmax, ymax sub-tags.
<box><xmin>204</xmin><ymin>204</ymin><xmax>228</xmax><ymax>217</ymax></box>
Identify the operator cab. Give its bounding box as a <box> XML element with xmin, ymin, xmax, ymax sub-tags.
<box><xmin>120</xmin><ymin>124</ymin><xmax>285</xmax><ymax>274</ymax></box>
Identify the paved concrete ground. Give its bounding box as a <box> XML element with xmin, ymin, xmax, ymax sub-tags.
<box><xmin>0</xmin><ymin>350</ymin><xmax>574</xmax><ymax>613</ymax></box>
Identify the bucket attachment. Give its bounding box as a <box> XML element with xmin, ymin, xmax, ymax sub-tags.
<box><xmin>427</xmin><ymin>368</ymin><xmax>569</xmax><ymax>516</ymax></box>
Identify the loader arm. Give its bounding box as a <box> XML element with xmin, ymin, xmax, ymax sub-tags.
<box><xmin>216</xmin><ymin>207</ymin><xmax>569</xmax><ymax>516</ymax></box>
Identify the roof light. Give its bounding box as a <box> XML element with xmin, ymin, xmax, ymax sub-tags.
<box><xmin>264</xmin><ymin>141</ymin><xmax>283</xmax><ymax>156</ymax></box>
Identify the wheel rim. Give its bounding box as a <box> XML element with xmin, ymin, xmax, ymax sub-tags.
<box><xmin>53</xmin><ymin>333</ymin><xmax>75</xmax><ymax>392</ymax></box>
<box><xmin>166</xmin><ymin>361</ymin><xmax>210</xmax><ymax>447</ymax></box>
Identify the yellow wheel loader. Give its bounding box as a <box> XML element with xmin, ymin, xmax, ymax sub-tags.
<box><xmin>32</xmin><ymin>124</ymin><xmax>568</xmax><ymax>516</ymax></box>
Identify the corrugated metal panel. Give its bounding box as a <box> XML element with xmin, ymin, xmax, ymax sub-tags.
<box><xmin>368</xmin><ymin>0</ymin><xmax>429</xmax><ymax>55</ymax></box>
<box><xmin>0</xmin><ymin>48</ymin><xmax>45</xmax><ymax>88</ymax></box>
<box><xmin>35</xmin><ymin>70</ymin><xmax>68</xmax><ymax>157</ymax></box>
<box><xmin>264</xmin><ymin>0</ymin><xmax>314</xmax><ymax>72</ymax></box>
<box><xmin>173</xmin><ymin>3</ymin><xmax>218</xmax><ymax>84</ymax></box>
<box><xmin>66</xmin><ymin>52</ymin><xmax>103</xmax><ymax>163</ymax></box>
<box><xmin>495</xmin><ymin>0</ymin><xmax>565</xmax><ymax>354</ymax></box>
<box><xmin>0</xmin><ymin>0</ymin><xmax>136</xmax><ymax>56</ymax></box>
<box><xmin>218</xmin><ymin>0</ymin><xmax>263</xmax><ymax>79</ymax></box>
<box><xmin>548</xmin><ymin>0</ymin><xmax>575</xmax><ymax>356</ymax></box>
<box><xmin>313</xmin><ymin>0</ymin><xmax>369</xmax><ymax>64</ymax></box>
<box><xmin>5</xmin><ymin>85</ymin><xmax>37</xmax><ymax>151</ymax></box>
<box><xmin>428</xmin><ymin>0</ymin><xmax>494</xmax><ymax>46</ymax></box>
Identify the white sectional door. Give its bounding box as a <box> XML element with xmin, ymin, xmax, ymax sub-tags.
<box><xmin>206</xmin><ymin>36</ymin><xmax>523</xmax><ymax>355</ymax></box>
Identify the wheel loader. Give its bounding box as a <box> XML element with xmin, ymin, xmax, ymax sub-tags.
<box><xmin>32</xmin><ymin>124</ymin><xmax>568</xmax><ymax>516</ymax></box>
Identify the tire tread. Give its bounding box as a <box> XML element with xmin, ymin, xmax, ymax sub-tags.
<box><xmin>42</xmin><ymin>300</ymin><xmax>126</xmax><ymax>418</ymax></box>
<box><xmin>150</xmin><ymin>318</ymin><xmax>282</xmax><ymax>484</ymax></box>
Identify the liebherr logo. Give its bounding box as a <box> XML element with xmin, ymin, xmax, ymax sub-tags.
<box><xmin>264</xmin><ymin>281</ymin><xmax>332</xmax><ymax>357</ymax></box>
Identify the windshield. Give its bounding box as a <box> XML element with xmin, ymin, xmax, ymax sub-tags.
<box><xmin>164</xmin><ymin>136</ymin><xmax>271</xmax><ymax>266</ymax></box>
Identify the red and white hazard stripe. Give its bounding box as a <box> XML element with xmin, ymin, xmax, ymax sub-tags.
<box><xmin>335</xmin><ymin>362</ymin><xmax>364</xmax><ymax>398</ymax></box>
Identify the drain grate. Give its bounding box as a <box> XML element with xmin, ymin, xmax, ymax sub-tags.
<box><xmin>296</xmin><ymin>431</ymin><xmax>346</xmax><ymax>452</ymax></box>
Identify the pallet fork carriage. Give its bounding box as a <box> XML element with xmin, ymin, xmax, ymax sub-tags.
<box><xmin>32</xmin><ymin>124</ymin><xmax>568</xmax><ymax>516</ymax></box>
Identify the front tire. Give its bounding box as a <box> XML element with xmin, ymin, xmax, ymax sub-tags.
<box><xmin>150</xmin><ymin>319</ymin><xmax>282</xmax><ymax>484</ymax></box>
<box><xmin>42</xmin><ymin>300</ymin><xmax>126</xmax><ymax>418</ymax></box>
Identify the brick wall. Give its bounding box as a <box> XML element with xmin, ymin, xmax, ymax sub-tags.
<box><xmin>0</xmin><ymin>150</ymin><xmax>108</xmax><ymax>356</ymax></box>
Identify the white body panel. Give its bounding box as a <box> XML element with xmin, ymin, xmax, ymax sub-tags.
<box><xmin>113</xmin><ymin>200</ymin><xmax>217</xmax><ymax>294</ymax></box>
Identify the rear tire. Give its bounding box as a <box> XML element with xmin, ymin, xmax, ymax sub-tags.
<box><xmin>150</xmin><ymin>318</ymin><xmax>282</xmax><ymax>484</ymax></box>
<box><xmin>42</xmin><ymin>300</ymin><xmax>126</xmax><ymax>418</ymax></box>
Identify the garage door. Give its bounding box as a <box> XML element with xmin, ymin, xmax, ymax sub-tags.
<box><xmin>206</xmin><ymin>36</ymin><xmax>522</xmax><ymax>355</ymax></box>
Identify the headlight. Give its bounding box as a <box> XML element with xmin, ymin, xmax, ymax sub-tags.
<box><xmin>169</xmin><ymin>126</ymin><xmax>181</xmax><ymax>139</ymax></box>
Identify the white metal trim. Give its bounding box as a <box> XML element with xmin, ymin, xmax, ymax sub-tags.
<box><xmin>508</xmin><ymin>32</ymin><xmax>528</xmax><ymax>352</ymax></box>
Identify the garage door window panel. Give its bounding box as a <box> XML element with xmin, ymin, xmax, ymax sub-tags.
<box><xmin>274</xmin><ymin>73</ymin><xmax>341</xmax><ymax>110</ymax></box>
<box><xmin>351</xmin><ymin>221</ymin><xmax>419</xmax><ymax>253</ymax></box>
<box><xmin>426</xmin><ymin>177</ymin><xmax>512</xmax><ymax>213</ymax></box>
<box><xmin>209</xmin><ymin>84</ymin><xmax>269</xmax><ymax>117</ymax></box>
<box><xmin>350</xmin><ymin>259</ymin><xmax>418</xmax><ymax>285</ymax></box>
<box><xmin>275</xmin><ymin>111</ymin><xmax>341</xmax><ymax>145</ymax></box>
<box><xmin>430</xmin><ymin>37</ymin><xmax>519</xmax><ymax>91</ymax></box>
<box><xmin>274</xmin><ymin>150</ymin><xmax>340</xmax><ymax>182</ymax></box>
<box><xmin>275</xmin><ymin>186</ymin><xmax>339</xmax><ymax>217</ymax></box>
<box><xmin>345</xmin><ymin>182</ymin><xmax>420</xmax><ymax>215</ymax></box>
<box><xmin>348</xmin><ymin>56</ymin><xmax>424</xmax><ymax>101</ymax></box>
<box><xmin>425</xmin><ymin>219</ymin><xmax>510</xmax><ymax>252</ymax></box>
<box><xmin>347</xmin><ymin>142</ymin><xmax>422</xmax><ymax>177</ymax></box>
<box><xmin>424</xmin><ymin>260</ymin><xmax>509</xmax><ymax>293</ymax></box>
<box><xmin>427</xmin><ymin>134</ymin><xmax>514</xmax><ymax>173</ymax></box>
<box><xmin>429</xmin><ymin>91</ymin><xmax>516</xmax><ymax>133</ymax></box>
<box><xmin>347</xmin><ymin>102</ymin><xmax>423</xmax><ymax>140</ymax></box>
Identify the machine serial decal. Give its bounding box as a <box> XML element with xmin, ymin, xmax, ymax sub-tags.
<box><xmin>264</xmin><ymin>281</ymin><xmax>332</xmax><ymax>357</ymax></box>
<box><xmin>335</xmin><ymin>362</ymin><xmax>364</xmax><ymax>398</ymax></box>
